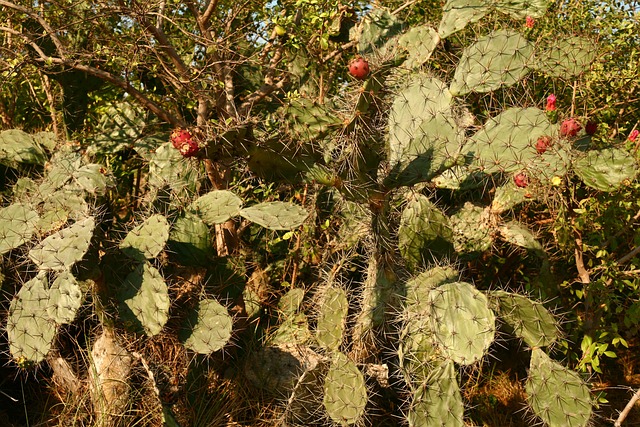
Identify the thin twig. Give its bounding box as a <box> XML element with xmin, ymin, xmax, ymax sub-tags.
<box><xmin>615</xmin><ymin>387</ymin><xmax>640</xmax><ymax>427</ymax></box>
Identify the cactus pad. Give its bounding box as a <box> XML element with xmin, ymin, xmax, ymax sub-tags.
<box><xmin>450</xmin><ymin>30</ymin><xmax>534</xmax><ymax>96</ymax></box>
<box><xmin>535</xmin><ymin>36</ymin><xmax>596</xmax><ymax>78</ymax></box>
<box><xmin>526</xmin><ymin>348</ymin><xmax>593</xmax><ymax>427</ymax></box>
<box><xmin>427</xmin><ymin>281</ymin><xmax>496</xmax><ymax>365</ymax></box>
<box><xmin>118</xmin><ymin>262</ymin><xmax>170</xmax><ymax>336</ymax></box>
<box><xmin>180</xmin><ymin>298</ymin><xmax>233</xmax><ymax>354</ymax></box>
<box><xmin>120</xmin><ymin>214</ymin><xmax>170</xmax><ymax>261</ymax></box>
<box><xmin>358</xmin><ymin>7</ymin><xmax>403</xmax><ymax>54</ymax></box>
<box><xmin>573</xmin><ymin>147</ymin><xmax>637</xmax><ymax>192</ymax></box>
<box><xmin>438</xmin><ymin>0</ymin><xmax>489</xmax><ymax>40</ymax></box>
<box><xmin>489</xmin><ymin>291</ymin><xmax>558</xmax><ymax>347</ymax></box>
<box><xmin>323</xmin><ymin>352</ymin><xmax>367</xmax><ymax>425</ymax></box>
<box><xmin>398</xmin><ymin>194</ymin><xmax>453</xmax><ymax>269</ymax></box>
<box><xmin>397</xmin><ymin>25</ymin><xmax>439</xmax><ymax>69</ymax></box>
<box><xmin>466</xmin><ymin>108</ymin><xmax>555</xmax><ymax>174</ymax></box>
<box><xmin>278</xmin><ymin>288</ymin><xmax>305</xmax><ymax>316</ymax></box>
<box><xmin>7</xmin><ymin>273</ymin><xmax>57</xmax><ymax>364</ymax></box>
<box><xmin>29</xmin><ymin>217</ymin><xmax>95</xmax><ymax>271</ymax></box>
<box><xmin>239</xmin><ymin>201</ymin><xmax>308</xmax><ymax>231</ymax></box>
<box><xmin>0</xmin><ymin>129</ymin><xmax>47</xmax><ymax>168</ymax></box>
<box><xmin>316</xmin><ymin>287</ymin><xmax>349</xmax><ymax>351</ymax></box>
<box><xmin>190</xmin><ymin>190</ymin><xmax>243</xmax><ymax>225</ymax></box>
<box><xmin>408</xmin><ymin>360</ymin><xmax>464</xmax><ymax>427</ymax></box>
<box><xmin>0</xmin><ymin>203</ymin><xmax>39</xmax><ymax>255</ymax></box>
<box><xmin>450</xmin><ymin>203</ymin><xmax>493</xmax><ymax>255</ymax></box>
<box><xmin>47</xmin><ymin>271</ymin><xmax>84</xmax><ymax>325</ymax></box>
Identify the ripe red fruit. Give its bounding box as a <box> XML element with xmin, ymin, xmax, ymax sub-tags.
<box><xmin>170</xmin><ymin>128</ymin><xmax>199</xmax><ymax>157</ymax></box>
<box><xmin>560</xmin><ymin>118</ymin><xmax>582</xmax><ymax>138</ymax></box>
<box><xmin>585</xmin><ymin>121</ymin><xmax>598</xmax><ymax>135</ymax></box>
<box><xmin>348</xmin><ymin>57</ymin><xmax>370</xmax><ymax>80</ymax></box>
<box><xmin>514</xmin><ymin>172</ymin><xmax>529</xmax><ymax>188</ymax></box>
<box><xmin>535</xmin><ymin>136</ymin><xmax>552</xmax><ymax>154</ymax></box>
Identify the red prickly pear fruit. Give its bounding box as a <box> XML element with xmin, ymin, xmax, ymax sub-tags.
<box><xmin>560</xmin><ymin>118</ymin><xmax>582</xmax><ymax>138</ymax></box>
<box><xmin>514</xmin><ymin>172</ymin><xmax>529</xmax><ymax>188</ymax></box>
<box><xmin>585</xmin><ymin>121</ymin><xmax>598</xmax><ymax>135</ymax></box>
<box><xmin>348</xmin><ymin>57</ymin><xmax>370</xmax><ymax>80</ymax></box>
<box><xmin>170</xmin><ymin>128</ymin><xmax>193</xmax><ymax>149</ymax></box>
<box><xmin>178</xmin><ymin>139</ymin><xmax>199</xmax><ymax>157</ymax></box>
<box><xmin>535</xmin><ymin>136</ymin><xmax>552</xmax><ymax>154</ymax></box>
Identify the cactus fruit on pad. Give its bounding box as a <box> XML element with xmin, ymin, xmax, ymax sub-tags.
<box><xmin>239</xmin><ymin>201</ymin><xmax>308</xmax><ymax>231</ymax></box>
<box><xmin>466</xmin><ymin>108</ymin><xmax>555</xmax><ymax>174</ymax></box>
<box><xmin>427</xmin><ymin>282</ymin><xmax>496</xmax><ymax>365</ymax></box>
<box><xmin>323</xmin><ymin>352</ymin><xmax>367</xmax><ymax>425</ymax></box>
<box><xmin>29</xmin><ymin>217</ymin><xmax>95</xmax><ymax>271</ymax></box>
<box><xmin>0</xmin><ymin>203</ymin><xmax>39</xmax><ymax>255</ymax></box>
<box><xmin>450</xmin><ymin>30</ymin><xmax>534</xmax><ymax>96</ymax></box>
<box><xmin>118</xmin><ymin>262</ymin><xmax>169</xmax><ymax>336</ymax></box>
<box><xmin>408</xmin><ymin>360</ymin><xmax>464</xmax><ymax>427</ymax></box>
<box><xmin>316</xmin><ymin>287</ymin><xmax>348</xmax><ymax>351</ymax></box>
<box><xmin>180</xmin><ymin>298</ymin><xmax>233</xmax><ymax>354</ymax></box>
<box><xmin>489</xmin><ymin>291</ymin><xmax>558</xmax><ymax>347</ymax></box>
<box><xmin>190</xmin><ymin>190</ymin><xmax>243</xmax><ymax>225</ymax></box>
<box><xmin>7</xmin><ymin>273</ymin><xmax>57</xmax><ymax>364</ymax></box>
<box><xmin>573</xmin><ymin>147</ymin><xmax>638</xmax><ymax>192</ymax></box>
<box><xmin>120</xmin><ymin>214</ymin><xmax>170</xmax><ymax>261</ymax></box>
<box><xmin>526</xmin><ymin>348</ymin><xmax>593</xmax><ymax>427</ymax></box>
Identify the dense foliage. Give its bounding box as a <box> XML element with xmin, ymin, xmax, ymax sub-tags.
<box><xmin>1</xmin><ymin>0</ymin><xmax>639</xmax><ymax>426</ymax></box>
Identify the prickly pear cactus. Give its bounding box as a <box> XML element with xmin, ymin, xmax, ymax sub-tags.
<box><xmin>408</xmin><ymin>360</ymin><xmax>464</xmax><ymax>427</ymax></box>
<box><xmin>117</xmin><ymin>262</ymin><xmax>170</xmax><ymax>336</ymax></box>
<box><xmin>7</xmin><ymin>272</ymin><xmax>57</xmax><ymax>365</ymax></box>
<box><xmin>323</xmin><ymin>352</ymin><xmax>367</xmax><ymax>425</ymax></box>
<box><xmin>526</xmin><ymin>348</ymin><xmax>593</xmax><ymax>427</ymax></box>
<box><xmin>316</xmin><ymin>287</ymin><xmax>348</xmax><ymax>352</ymax></box>
<box><xmin>573</xmin><ymin>147</ymin><xmax>638</xmax><ymax>192</ymax></box>
<box><xmin>0</xmin><ymin>203</ymin><xmax>39</xmax><ymax>255</ymax></box>
<box><xmin>119</xmin><ymin>214</ymin><xmax>170</xmax><ymax>261</ymax></box>
<box><xmin>29</xmin><ymin>217</ymin><xmax>95</xmax><ymax>271</ymax></box>
<box><xmin>47</xmin><ymin>271</ymin><xmax>85</xmax><ymax>325</ymax></box>
<box><xmin>239</xmin><ymin>201</ymin><xmax>308</xmax><ymax>231</ymax></box>
<box><xmin>180</xmin><ymin>298</ymin><xmax>233</xmax><ymax>354</ymax></box>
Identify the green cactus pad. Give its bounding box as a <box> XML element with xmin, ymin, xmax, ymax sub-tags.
<box><xmin>526</xmin><ymin>348</ymin><xmax>593</xmax><ymax>427</ymax></box>
<box><xmin>489</xmin><ymin>291</ymin><xmax>558</xmax><ymax>347</ymax></box>
<box><xmin>466</xmin><ymin>108</ymin><xmax>554</xmax><ymax>174</ymax></box>
<box><xmin>323</xmin><ymin>352</ymin><xmax>367</xmax><ymax>425</ymax></box>
<box><xmin>399</xmin><ymin>316</ymin><xmax>439</xmax><ymax>382</ymax></box>
<box><xmin>29</xmin><ymin>217</ymin><xmax>95</xmax><ymax>271</ymax></box>
<box><xmin>498</xmin><ymin>221</ymin><xmax>545</xmax><ymax>258</ymax></box>
<box><xmin>0</xmin><ymin>203</ymin><xmax>39</xmax><ymax>255</ymax></box>
<box><xmin>408</xmin><ymin>360</ymin><xmax>464</xmax><ymax>427</ymax></box>
<box><xmin>0</xmin><ymin>129</ymin><xmax>47</xmax><ymax>168</ymax></box>
<box><xmin>450</xmin><ymin>203</ymin><xmax>493</xmax><ymax>255</ymax></box>
<box><xmin>7</xmin><ymin>272</ymin><xmax>57</xmax><ymax>364</ymax></box>
<box><xmin>428</xmin><ymin>281</ymin><xmax>496</xmax><ymax>365</ymax></box>
<box><xmin>190</xmin><ymin>190</ymin><xmax>243</xmax><ymax>225</ymax></box>
<box><xmin>286</xmin><ymin>360</ymin><xmax>329</xmax><ymax>425</ymax></box>
<box><xmin>69</xmin><ymin>164</ymin><xmax>111</xmax><ymax>195</ymax></box>
<box><xmin>358</xmin><ymin>7</ymin><xmax>403</xmax><ymax>54</ymax></box>
<box><xmin>397</xmin><ymin>25</ymin><xmax>439</xmax><ymax>69</ymax></box>
<box><xmin>386</xmin><ymin>76</ymin><xmax>461</xmax><ymax>187</ymax></box>
<box><xmin>398</xmin><ymin>194</ymin><xmax>453</xmax><ymax>270</ymax></box>
<box><xmin>40</xmin><ymin>190</ymin><xmax>90</xmax><ymax>228</ymax></box>
<box><xmin>37</xmin><ymin>148</ymin><xmax>82</xmax><ymax>196</ymax></box>
<box><xmin>405</xmin><ymin>266</ymin><xmax>459</xmax><ymax>316</ymax></box>
<box><xmin>118</xmin><ymin>262</ymin><xmax>170</xmax><ymax>336</ymax></box>
<box><xmin>180</xmin><ymin>298</ymin><xmax>233</xmax><ymax>354</ymax></box>
<box><xmin>573</xmin><ymin>147</ymin><xmax>637</xmax><ymax>192</ymax></box>
<box><xmin>269</xmin><ymin>312</ymin><xmax>312</xmax><ymax>346</ymax></box>
<box><xmin>147</xmin><ymin>142</ymin><xmax>201</xmax><ymax>197</ymax></box>
<box><xmin>47</xmin><ymin>271</ymin><xmax>84</xmax><ymax>325</ymax></box>
<box><xmin>438</xmin><ymin>0</ymin><xmax>489</xmax><ymax>40</ymax></box>
<box><xmin>239</xmin><ymin>201</ymin><xmax>308</xmax><ymax>231</ymax></box>
<box><xmin>286</xmin><ymin>98</ymin><xmax>342</xmax><ymax>142</ymax></box>
<box><xmin>535</xmin><ymin>36</ymin><xmax>597</xmax><ymax>78</ymax></box>
<box><xmin>495</xmin><ymin>0</ymin><xmax>548</xmax><ymax>19</ymax></box>
<box><xmin>167</xmin><ymin>212</ymin><xmax>212</xmax><ymax>265</ymax></box>
<box><xmin>120</xmin><ymin>214</ymin><xmax>170</xmax><ymax>261</ymax></box>
<box><xmin>278</xmin><ymin>288</ymin><xmax>305</xmax><ymax>316</ymax></box>
<box><xmin>491</xmin><ymin>179</ymin><xmax>530</xmax><ymax>213</ymax></box>
<box><xmin>450</xmin><ymin>30</ymin><xmax>534</xmax><ymax>96</ymax></box>
<box><xmin>316</xmin><ymin>287</ymin><xmax>349</xmax><ymax>352</ymax></box>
